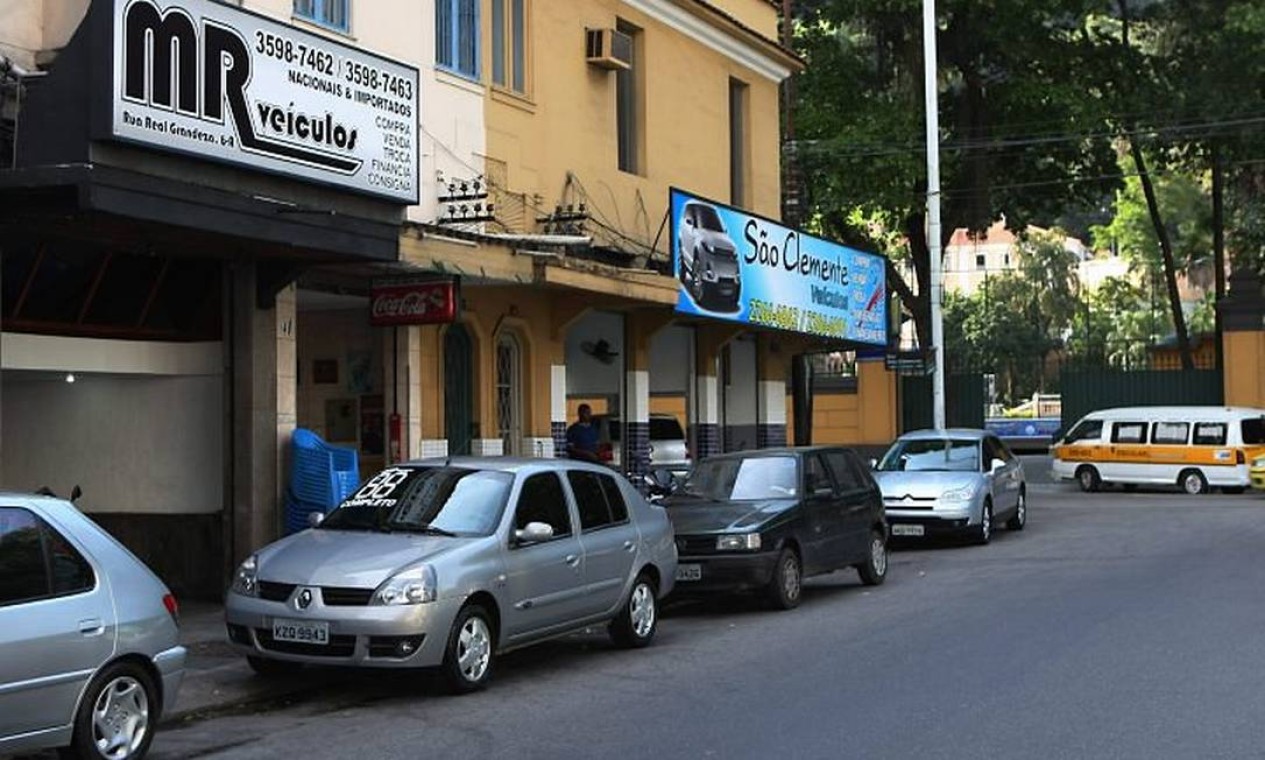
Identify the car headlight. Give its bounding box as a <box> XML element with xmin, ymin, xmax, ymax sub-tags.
<box><xmin>231</xmin><ymin>555</ymin><xmax>258</xmax><ymax>597</ymax></box>
<box><xmin>716</xmin><ymin>533</ymin><xmax>762</xmax><ymax>551</ymax></box>
<box><xmin>374</xmin><ymin>565</ymin><xmax>437</xmax><ymax>605</ymax></box>
<box><xmin>1253</xmin><ymin>457</ymin><xmax>1265</xmax><ymax>468</ymax></box>
<box><xmin>940</xmin><ymin>486</ymin><xmax>977</xmax><ymax>503</ymax></box>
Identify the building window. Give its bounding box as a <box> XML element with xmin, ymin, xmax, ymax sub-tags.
<box><xmin>730</xmin><ymin>78</ymin><xmax>749</xmax><ymax>207</ymax></box>
<box><xmin>294</xmin><ymin>0</ymin><xmax>348</xmax><ymax>32</ymax></box>
<box><xmin>616</xmin><ymin>19</ymin><xmax>642</xmax><ymax>174</ymax></box>
<box><xmin>492</xmin><ymin>0</ymin><xmax>528</xmax><ymax>94</ymax></box>
<box><xmin>436</xmin><ymin>0</ymin><xmax>479</xmax><ymax>79</ymax></box>
<box><xmin>496</xmin><ymin>332</ymin><xmax>523</xmax><ymax>456</ymax></box>
<box><xmin>975</xmin><ymin>253</ymin><xmax>986</xmax><ymax>270</ymax></box>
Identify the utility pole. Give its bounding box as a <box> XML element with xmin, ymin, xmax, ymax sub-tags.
<box><xmin>923</xmin><ymin>0</ymin><xmax>946</xmax><ymax>428</ymax></box>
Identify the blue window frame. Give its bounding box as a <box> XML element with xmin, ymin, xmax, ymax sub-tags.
<box><xmin>436</xmin><ymin>0</ymin><xmax>479</xmax><ymax>79</ymax></box>
<box><xmin>294</xmin><ymin>0</ymin><xmax>349</xmax><ymax>32</ymax></box>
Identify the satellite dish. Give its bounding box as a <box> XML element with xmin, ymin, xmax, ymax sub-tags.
<box><xmin>580</xmin><ymin>339</ymin><xmax>619</xmax><ymax>365</ymax></box>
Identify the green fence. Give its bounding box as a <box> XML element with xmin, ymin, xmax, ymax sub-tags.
<box><xmin>901</xmin><ymin>373</ymin><xmax>986</xmax><ymax>432</ymax></box>
<box><xmin>1058</xmin><ymin>369</ymin><xmax>1224</xmax><ymax>434</ymax></box>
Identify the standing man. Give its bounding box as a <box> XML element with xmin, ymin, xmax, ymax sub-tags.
<box><xmin>566</xmin><ymin>404</ymin><xmax>601</xmax><ymax>462</ymax></box>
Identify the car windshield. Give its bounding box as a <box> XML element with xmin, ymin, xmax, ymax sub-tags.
<box><xmin>680</xmin><ymin>455</ymin><xmax>797</xmax><ymax>500</ymax></box>
<box><xmin>877</xmin><ymin>439</ymin><xmax>981</xmax><ymax>472</ymax></box>
<box><xmin>695</xmin><ymin>205</ymin><xmax>725</xmax><ymax>232</ymax></box>
<box><xmin>321</xmin><ymin>467</ymin><xmax>512</xmax><ymax>537</ymax></box>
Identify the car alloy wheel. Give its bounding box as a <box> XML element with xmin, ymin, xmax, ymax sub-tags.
<box><xmin>1007</xmin><ymin>489</ymin><xmax>1027</xmax><ymax>531</ymax></box>
<box><xmin>857</xmin><ymin>529</ymin><xmax>888</xmax><ymax>586</ymax></box>
<box><xmin>69</xmin><ymin>662</ymin><xmax>156</xmax><ymax>760</ymax></box>
<box><xmin>1077</xmin><ymin>466</ymin><xmax>1100</xmax><ymax>493</ymax></box>
<box><xmin>767</xmin><ymin>547</ymin><xmax>802</xmax><ymax>610</ymax></box>
<box><xmin>610</xmin><ymin>574</ymin><xmax>658</xmax><ymax>648</ymax></box>
<box><xmin>1180</xmin><ymin>469</ymin><xmax>1208</xmax><ymax>495</ymax></box>
<box><xmin>975</xmin><ymin>501</ymin><xmax>992</xmax><ymax>545</ymax></box>
<box><xmin>443</xmin><ymin>604</ymin><xmax>494</xmax><ymax>694</ymax></box>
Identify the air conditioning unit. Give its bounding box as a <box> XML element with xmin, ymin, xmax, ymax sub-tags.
<box><xmin>585</xmin><ymin>28</ymin><xmax>632</xmax><ymax>70</ymax></box>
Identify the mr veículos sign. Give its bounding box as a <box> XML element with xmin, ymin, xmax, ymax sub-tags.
<box><xmin>110</xmin><ymin>0</ymin><xmax>419</xmax><ymax>203</ymax></box>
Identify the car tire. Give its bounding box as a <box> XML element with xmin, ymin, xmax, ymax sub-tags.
<box><xmin>1076</xmin><ymin>465</ymin><xmax>1101</xmax><ymax>493</ymax></box>
<box><xmin>247</xmin><ymin>656</ymin><xmax>303</xmax><ymax>677</ymax></box>
<box><xmin>855</xmin><ymin>529</ymin><xmax>888</xmax><ymax>586</ymax></box>
<box><xmin>62</xmin><ymin>660</ymin><xmax>157</xmax><ymax>760</ymax></box>
<box><xmin>1006</xmin><ymin>488</ymin><xmax>1027</xmax><ymax>531</ymax></box>
<box><xmin>973</xmin><ymin>500</ymin><xmax>993</xmax><ymax>545</ymax></box>
<box><xmin>441</xmin><ymin>603</ymin><xmax>495</xmax><ymax>694</ymax></box>
<box><xmin>1179</xmin><ymin>469</ymin><xmax>1208</xmax><ymax>495</ymax></box>
<box><xmin>766</xmin><ymin>546</ymin><xmax>803</xmax><ymax>610</ymax></box>
<box><xmin>609</xmin><ymin>573</ymin><xmax>658</xmax><ymax>648</ymax></box>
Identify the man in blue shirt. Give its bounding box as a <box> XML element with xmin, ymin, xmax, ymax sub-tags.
<box><xmin>566</xmin><ymin>404</ymin><xmax>601</xmax><ymax>462</ymax></box>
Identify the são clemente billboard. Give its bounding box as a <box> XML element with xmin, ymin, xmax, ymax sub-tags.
<box><xmin>671</xmin><ymin>189</ymin><xmax>888</xmax><ymax>345</ymax></box>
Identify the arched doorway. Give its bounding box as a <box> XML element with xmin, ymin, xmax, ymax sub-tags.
<box><xmin>496</xmin><ymin>331</ymin><xmax>524</xmax><ymax>456</ymax></box>
<box><xmin>444</xmin><ymin>323</ymin><xmax>474</xmax><ymax>456</ymax></box>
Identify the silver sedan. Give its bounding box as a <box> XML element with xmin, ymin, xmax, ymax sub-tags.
<box><xmin>225</xmin><ymin>458</ymin><xmax>677</xmax><ymax>693</ymax></box>
<box><xmin>872</xmin><ymin>429</ymin><xmax>1027</xmax><ymax>544</ymax></box>
<box><xmin>0</xmin><ymin>492</ymin><xmax>186</xmax><ymax>760</ymax></box>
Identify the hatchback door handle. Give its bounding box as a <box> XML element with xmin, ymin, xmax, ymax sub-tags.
<box><xmin>564</xmin><ymin>554</ymin><xmax>581</xmax><ymax>567</ymax></box>
<box><xmin>79</xmin><ymin>618</ymin><xmax>104</xmax><ymax>636</ymax></box>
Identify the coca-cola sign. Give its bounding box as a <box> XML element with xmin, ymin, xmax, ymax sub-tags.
<box><xmin>369</xmin><ymin>280</ymin><xmax>458</xmax><ymax>326</ymax></box>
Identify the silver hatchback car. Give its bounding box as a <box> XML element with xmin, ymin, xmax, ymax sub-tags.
<box><xmin>0</xmin><ymin>492</ymin><xmax>186</xmax><ymax>760</ymax></box>
<box><xmin>225</xmin><ymin>458</ymin><xmax>677</xmax><ymax>693</ymax></box>
<box><xmin>872</xmin><ymin>429</ymin><xmax>1027</xmax><ymax>544</ymax></box>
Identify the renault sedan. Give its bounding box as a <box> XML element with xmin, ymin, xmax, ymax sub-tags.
<box><xmin>225</xmin><ymin>458</ymin><xmax>676</xmax><ymax>693</ymax></box>
<box><xmin>664</xmin><ymin>447</ymin><xmax>889</xmax><ymax>610</ymax></box>
<box><xmin>872</xmin><ymin>429</ymin><xmax>1027</xmax><ymax>544</ymax></box>
<box><xmin>0</xmin><ymin>492</ymin><xmax>186</xmax><ymax>760</ymax></box>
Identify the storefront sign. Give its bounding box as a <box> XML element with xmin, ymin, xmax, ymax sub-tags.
<box><xmin>670</xmin><ymin>189</ymin><xmax>888</xmax><ymax>345</ymax></box>
<box><xmin>369</xmin><ymin>280</ymin><xmax>458</xmax><ymax>326</ymax></box>
<box><xmin>110</xmin><ymin>0</ymin><xmax>419</xmax><ymax>203</ymax></box>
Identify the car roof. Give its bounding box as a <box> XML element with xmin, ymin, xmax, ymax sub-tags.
<box><xmin>699</xmin><ymin>446</ymin><xmax>856</xmax><ymax>462</ymax></box>
<box><xmin>402</xmin><ymin>456</ymin><xmax>620</xmax><ymax>476</ymax></box>
<box><xmin>896</xmin><ymin>428</ymin><xmax>990</xmax><ymax>441</ymax></box>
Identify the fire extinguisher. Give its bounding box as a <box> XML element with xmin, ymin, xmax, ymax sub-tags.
<box><xmin>389</xmin><ymin>412</ymin><xmax>402</xmax><ymax>463</ymax></box>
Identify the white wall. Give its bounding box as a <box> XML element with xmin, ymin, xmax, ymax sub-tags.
<box><xmin>1</xmin><ymin>373</ymin><xmax>223</xmax><ymax>514</ymax></box>
<box><xmin>650</xmin><ymin>325</ymin><xmax>691</xmax><ymax>394</ymax></box>
<box><xmin>725</xmin><ymin>335</ymin><xmax>757</xmax><ymax>427</ymax></box>
<box><xmin>565</xmin><ymin>311</ymin><xmax>624</xmax><ymax>397</ymax></box>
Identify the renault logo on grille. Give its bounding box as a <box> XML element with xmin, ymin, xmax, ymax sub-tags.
<box><xmin>295</xmin><ymin>588</ymin><xmax>313</xmax><ymax>610</ymax></box>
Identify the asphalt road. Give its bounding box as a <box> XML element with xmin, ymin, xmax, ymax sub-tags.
<box><xmin>154</xmin><ymin>468</ymin><xmax>1265</xmax><ymax>759</ymax></box>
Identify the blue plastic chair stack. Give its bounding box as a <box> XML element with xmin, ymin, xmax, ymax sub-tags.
<box><xmin>285</xmin><ymin>428</ymin><xmax>361</xmax><ymax>534</ymax></box>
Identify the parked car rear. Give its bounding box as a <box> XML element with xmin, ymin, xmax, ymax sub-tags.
<box><xmin>0</xmin><ymin>492</ymin><xmax>186</xmax><ymax>760</ymax></box>
<box><xmin>592</xmin><ymin>413</ymin><xmax>691</xmax><ymax>475</ymax></box>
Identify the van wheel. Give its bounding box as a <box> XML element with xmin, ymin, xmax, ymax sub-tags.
<box><xmin>1179</xmin><ymin>469</ymin><xmax>1208</xmax><ymax>495</ymax></box>
<box><xmin>1076</xmin><ymin>465</ymin><xmax>1101</xmax><ymax>493</ymax></box>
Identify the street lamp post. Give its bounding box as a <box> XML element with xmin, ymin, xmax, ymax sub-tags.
<box><xmin>923</xmin><ymin>0</ymin><xmax>946</xmax><ymax>429</ymax></box>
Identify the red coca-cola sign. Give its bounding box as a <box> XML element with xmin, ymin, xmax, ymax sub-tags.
<box><xmin>369</xmin><ymin>280</ymin><xmax>458</xmax><ymax>326</ymax></box>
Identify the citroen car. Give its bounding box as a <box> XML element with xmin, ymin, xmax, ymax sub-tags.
<box><xmin>872</xmin><ymin>429</ymin><xmax>1027</xmax><ymax>544</ymax></box>
<box><xmin>0</xmin><ymin>492</ymin><xmax>186</xmax><ymax>760</ymax></box>
<box><xmin>678</xmin><ymin>201</ymin><xmax>741</xmax><ymax>311</ymax></box>
<box><xmin>225</xmin><ymin>458</ymin><xmax>677</xmax><ymax>693</ymax></box>
<box><xmin>663</xmin><ymin>447</ymin><xmax>889</xmax><ymax>610</ymax></box>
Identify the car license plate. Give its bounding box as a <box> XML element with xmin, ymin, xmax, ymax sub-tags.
<box><xmin>272</xmin><ymin>618</ymin><xmax>329</xmax><ymax>645</ymax></box>
<box><xmin>891</xmin><ymin>524</ymin><xmax>925</xmax><ymax>537</ymax></box>
<box><xmin>675</xmin><ymin>563</ymin><xmax>702</xmax><ymax>582</ymax></box>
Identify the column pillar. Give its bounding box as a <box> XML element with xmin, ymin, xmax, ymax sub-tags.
<box><xmin>230</xmin><ymin>265</ymin><xmax>292</xmax><ymax>566</ymax></box>
<box><xmin>626</xmin><ymin>310</ymin><xmax>675</xmax><ymax>480</ymax></box>
<box><xmin>418</xmin><ymin>324</ymin><xmax>449</xmax><ymax>458</ymax></box>
<box><xmin>756</xmin><ymin>333</ymin><xmax>789</xmax><ymax>448</ymax></box>
<box><xmin>550</xmin><ymin>297</ymin><xmax>592</xmax><ymax>458</ymax></box>
<box><xmin>383</xmin><ymin>325</ymin><xmax>422</xmax><ymax>463</ymax></box>
<box><xmin>693</xmin><ymin>325</ymin><xmax>742</xmax><ymax>459</ymax></box>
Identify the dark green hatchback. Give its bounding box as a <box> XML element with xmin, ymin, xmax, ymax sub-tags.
<box><xmin>663</xmin><ymin>447</ymin><xmax>889</xmax><ymax>610</ymax></box>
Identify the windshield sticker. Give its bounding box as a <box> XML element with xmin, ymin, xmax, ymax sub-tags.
<box><xmin>341</xmin><ymin>467</ymin><xmax>413</xmax><ymax>508</ymax></box>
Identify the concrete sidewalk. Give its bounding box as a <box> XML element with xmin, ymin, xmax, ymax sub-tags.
<box><xmin>167</xmin><ymin>601</ymin><xmax>327</xmax><ymax>724</ymax></box>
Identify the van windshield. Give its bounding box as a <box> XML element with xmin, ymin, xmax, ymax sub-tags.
<box><xmin>1064</xmin><ymin>419</ymin><xmax>1103</xmax><ymax>444</ymax></box>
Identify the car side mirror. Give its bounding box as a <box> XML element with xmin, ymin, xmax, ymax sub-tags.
<box><xmin>869</xmin><ymin>458</ymin><xmax>878</xmax><ymax>470</ymax></box>
<box><xmin>307</xmin><ymin>511</ymin><xmax>325</xmax><ymax>528</ymax></box>
<box><xmin>514</xmin><ymin>521</ymin><xmax>554</xmax><ymax>545</ymax></box>
<box><xmin>990</xmin><ymin>458</ymin><xmax>1006</xmax><ymax>473</ymax></box>
<box><xmin>70</xmin><ymin>485</ymin><xmax>83</xmax><ymax>503</ymax></box>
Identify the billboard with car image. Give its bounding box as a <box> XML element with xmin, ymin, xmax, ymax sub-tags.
<box><xmin>670</xmin><ymin>188</ymin><xmax>888</xmax><ymax>345</ymax></box>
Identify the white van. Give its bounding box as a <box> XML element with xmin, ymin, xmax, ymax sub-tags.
<box><xmin>1051</xmin><ymin>406</ymin><xmax>1265</xmax><ymax>494</ymax></box>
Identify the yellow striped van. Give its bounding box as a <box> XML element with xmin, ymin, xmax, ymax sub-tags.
<box><xmin>1051</xmin><ymin>406</ymin><xmax>1265</xmax><ymax>494</ymax></box>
